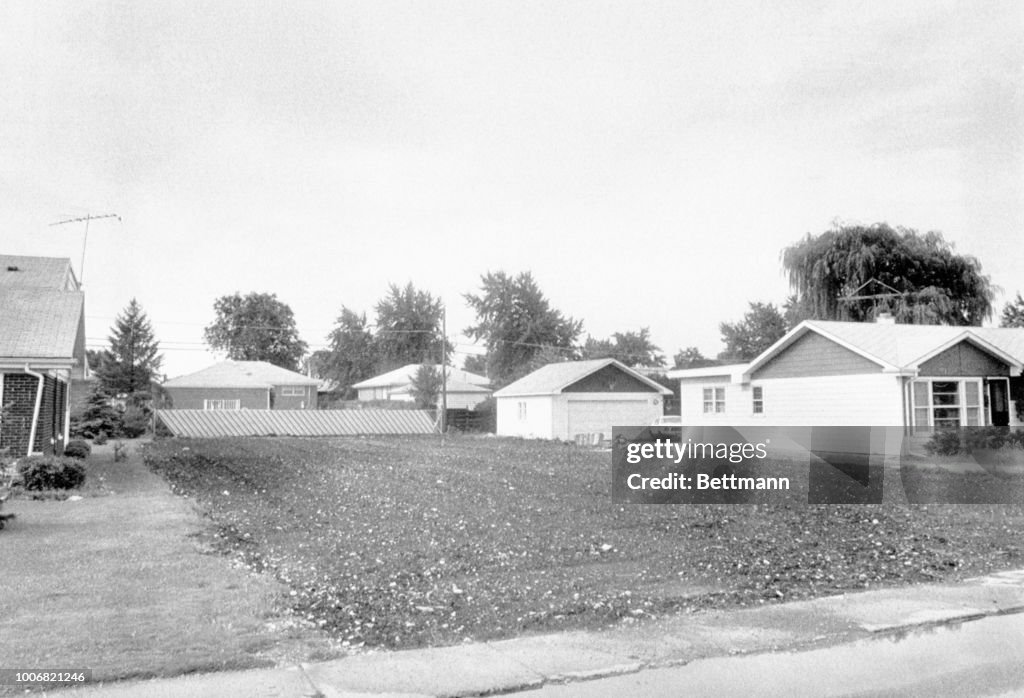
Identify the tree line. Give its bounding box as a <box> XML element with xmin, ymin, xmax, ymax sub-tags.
<box><xmin>85</xmin><ymin>223</ymin><xmax>1024</xmax><ymax>418</ymax></box>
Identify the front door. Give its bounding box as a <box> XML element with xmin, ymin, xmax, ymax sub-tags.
<box><xmin>989</xmin><ymin>379</ymin><xmax>1010</xmax><ymax>427</ymax></box>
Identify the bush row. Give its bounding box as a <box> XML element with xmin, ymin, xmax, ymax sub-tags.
<box><xmin>924</xmin><ymin>426</ymin><xmax>1024</xmax><ymax>456</ymax></box>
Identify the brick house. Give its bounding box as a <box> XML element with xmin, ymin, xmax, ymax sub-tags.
<box><xmin>0</xmin><ymin>255</ymin><xmax>87</xmax><ymax>456</ymax></box>
<box><xmin>162</xmin><ymin>360</ymin><xmax>319</xmax><ymax>410</ymax></box>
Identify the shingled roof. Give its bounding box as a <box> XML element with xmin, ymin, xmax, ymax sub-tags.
<box><xmin>494</xmin><ymin>358</ymin><xmax>672</xmax><ymax>398</ymax></box>
<box><xmin>163</xmin><ymin>361</ymin><xmax>319</xmax><ymax>389</ymax></box>
<box><xmin>0</xmin><ymin>288</ymin><xmax>84</xmax><ymax>361</ymax></box>
<box><xmin>0</xmin><ymin>255</ymin><xmax>78</xmax><ymax>290</ymax></box>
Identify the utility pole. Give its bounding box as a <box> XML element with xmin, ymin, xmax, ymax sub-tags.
<box><xmin>49</xmin><ymin>213</ymin><xmax>121</xmax><ymax>286</ymax></box>
<box><xmin>440</xmin><ymin>305</ymin><xmax>448</xmax><ymax>437</ymax></box>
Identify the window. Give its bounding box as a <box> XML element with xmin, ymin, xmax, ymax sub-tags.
<box><xmin>910</xmin><ymin>379</ymin><xmax>982</xmax><ymax>432</ymax></box>
<box><xmin>280</xmin><ymin>386</ymin><xmax>305</xmax><ymax>397</ymax></box>
<box><xmin>204</xmin><ymin>399</ymin><xmax>240</xmax><ymax>411</ymax></box>
<box><xmin>518</xmin><ymin>401</ymin><xmax>527</xmax><ymax>420</ymax></box>
<box><xmin>752</xmin><ymin>386</ymin><xmax>764</xmax><ymax>414</ymax></box>
<box><xmin>702</xmin><ymin>386</ymin><xmax>725</xmax><ymax>414</ymax></box>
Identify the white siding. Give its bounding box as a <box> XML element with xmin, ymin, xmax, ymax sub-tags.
<box><xmin>680</xmin><ymin>374</ymin><xmax>904</xmax><ymax>426</ymax></box>
<box><xmin>496</xmin><ymin>396</ymin><xmax>554</xmax><ymax>438</ymax></box>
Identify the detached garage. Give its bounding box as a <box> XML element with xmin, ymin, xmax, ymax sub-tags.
<box><xmin>494</xmin><ymin>358</ymin><xmax>671</xmax><ymax>441</ymax></box>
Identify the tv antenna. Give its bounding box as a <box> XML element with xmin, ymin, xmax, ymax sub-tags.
<box><xmin>49</xmin><ymin>213</ymin><xmax>121</xmax><ymax>286</ymax></box>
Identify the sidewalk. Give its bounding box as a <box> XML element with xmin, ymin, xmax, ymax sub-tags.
<box><xmin>50</xmin><ymin>568</ymin><xmax>1024</xmax><ymax>697</ymax></box>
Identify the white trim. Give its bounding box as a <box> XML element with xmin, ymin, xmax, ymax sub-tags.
<box><xmin>667</xmin><ymin>363</ymin><xmax>748</xmax><ymax>380</ymax></box>
<box><xmin>909</xmin><ymin>376</ymin><xmax>985</xmax><ymax>432</ymax></box>
<box><xmin>908</xmin><ymin>332</ymin><xmax>1023</xmax><ymax>374</ymax></box>
<box><xmin>742</xmin><ymin>322</ymin><xmax>899</xmax><ymax>380</ymax></box>
<box><xmin>987</xmin><ymin>377</ymin><xmax>1012</xmax><ymax>426</ymax></box>
<box><xmin>203</xmin><ymin>398</ymin><xmax>241</xmax><ymax>411</ymax></box>
<box><xmin>24</xmin><ymin>365</ymin><xmax>45</xmax><ymax>456</ymax></box>
<box><xmin>495</xmin><ymin>359</ymin><xmax>672</xmax><ymax>398</ymax></box>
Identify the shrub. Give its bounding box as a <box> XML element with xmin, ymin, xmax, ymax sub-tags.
<box><xmin>17</xmin><ymin>456</ymin><xmax>86</xmax><ymax>491</ymax></box>
<box><xmin>121</xmin><ymin>405</ymin><xmax>150</xmax><ymax>438</ymax></box>
<box><xmin>63</xmin><ymin>439</ymin><xmax>92</xmax><ymax>459</ymax></box>
<box><xmin>94</xmin><ymin>432</ymin><xmax>109</xmax><ymax>445</ymax></box>
<box><xmin>923</xmin><ymin>426</ymin><xmax>1024</xmax><ymax>456</ymax></box>
<box><xmin>71</xmin><ymin>387</ymin><xmax>122</xmax><ymax>440</ymax></box>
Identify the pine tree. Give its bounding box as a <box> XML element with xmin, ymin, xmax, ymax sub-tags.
<box><xmin>95</xmin><ymin>299</ymin><xmax>163</xmax><ymax>401</ymax></box>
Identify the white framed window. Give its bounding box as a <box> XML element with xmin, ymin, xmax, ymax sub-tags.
<box><xmin>280</xmin><ymin>386</ymin><xmax>305</xmax><ymax>397</ymax></box>
<box><xmin>752</xmin><ymin>386</ymin><xmax>764</xmax><ymax>414</ymax></box>
<box><xmin>702</xmin><ymin>386</ymin><xmax>725</xmax><ymax>414</ymax></box>
<box><xmin>518</xmin><ymin>401</ymin><xmax>527</xmax><ymax>420</ymax></box>
<box><xmin>910</xmin><ymin>378</ymin><xmax>982</xmax><ymax>432</ymax></box>
<box><xmin>204</xmin><ymin>399</ymin><xmax>241</xmax><ymax>411</ymax></box>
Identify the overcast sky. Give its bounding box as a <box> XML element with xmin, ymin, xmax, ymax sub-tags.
<box><xmin>2</xmin><ymin>1</ymin><xmax>1021</xmax><ymax>378</ymax></box>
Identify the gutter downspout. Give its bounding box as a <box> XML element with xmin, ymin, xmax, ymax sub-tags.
<box><xmin>63</xmin><ymin>372</ymin><xmax>71</xmax><ymax>447</ymax></box>
<box><xmin>24</xmin><ymin>365</ymin><xmax>45</xmax><ymax>457</ymax></box>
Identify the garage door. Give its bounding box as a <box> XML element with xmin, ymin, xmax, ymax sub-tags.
<box><xmin>567</xmin><ymin>400</ymin><xmax>657</xmax><ymax>440</ymax></box>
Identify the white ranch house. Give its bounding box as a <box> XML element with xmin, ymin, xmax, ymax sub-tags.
<box><xmin>668</xmin><ymin>318</ymin><xmax>1024</xmax><ymax>431</ymax></box>
<box><xmin>494</xmin><ymin>358</ymin><xmax>671</xmax><ymax>441</ymax></box>
<box><xmin>351</xmin><ymin>364</ymin><xmax>492</xmax><ymax>410</ymax></box>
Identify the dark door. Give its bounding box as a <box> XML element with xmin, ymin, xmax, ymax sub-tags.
<box><xmin>989</xmin><ymin>379</ymin><xmax>1010</xmax><ymax>427</ymax></box>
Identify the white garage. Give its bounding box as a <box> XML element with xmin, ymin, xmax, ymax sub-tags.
<box><xmin>494</xmin><ymin>358</ymin><xmax>672</xmax><ymax>441</ymax></box>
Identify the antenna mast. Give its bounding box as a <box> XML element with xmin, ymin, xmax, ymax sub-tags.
<box><xmin>49</xmin><ymin>213</ymin><xmax>121</xmax><ymax>286</ymax></box>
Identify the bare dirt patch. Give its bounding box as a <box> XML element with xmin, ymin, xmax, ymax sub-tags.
<box><xmin>143</xmin><ymin>436</ymin><xmax>1024</xmax><ymax>651</ymax></box>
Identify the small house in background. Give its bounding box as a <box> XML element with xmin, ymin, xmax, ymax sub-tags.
<box><xmin>162</xmin><ymin>360</ymin><xmax>319</xmax><ymax>410</ymax></box>
<box><xmin>352</xmin><ymin>364</ymin><xmax>492</xmax><ymax>409</ymax></box>
<box><xmin>0</xmin><ymin>255</ymin><xmax>87</xmax><ymax>456</ymax></box>
<box><xmin>494</xmin><ymin>358</ymin><xmax>671</xmax><ymax>441</ymax></box>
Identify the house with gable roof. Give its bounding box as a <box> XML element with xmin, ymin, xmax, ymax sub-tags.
<box><xmin>351</xmin><ymin>364</ymin><xmax>492</xmax><ymax>410</ymax></box>
<box><xmin>162</xmin><ymin>360</ymin><xmax>320</xmax><ymax>410</ymax></box>
<box><xmin>0</xmin><ymin>255</ymin><xmax>87</xmax><ymax>456</ymax></box>
<box><xmin>668</xmin><ymin>316</ymin><xmax>1024</xmax><ymax>431</ymax></box>
<box><xmin>494</xmin><ymin>358</ymin><xmax>672</xmax><ymax>440</ymax></box>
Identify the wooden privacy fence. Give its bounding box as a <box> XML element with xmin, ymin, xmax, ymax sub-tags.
<box><xmin>155</xmin><ymin>409</ymin><xmax>439</xmax><ymax>438</ymax></box>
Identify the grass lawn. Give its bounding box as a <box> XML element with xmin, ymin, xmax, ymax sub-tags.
<box><xmin>143</xmin><ymin>435</ymin><xmax>1024</xmax><ymax>651</ymax></box>
<box><xmin>0</xmin><ymin>441</ymin><xmax>340</xmax><ymax>694</ymax></box>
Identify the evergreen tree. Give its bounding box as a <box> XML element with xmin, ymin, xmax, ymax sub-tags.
<box><xmin>95</xmin><ymin>299</ymin><xmax>163</xmax><ymax>400</ymax></box>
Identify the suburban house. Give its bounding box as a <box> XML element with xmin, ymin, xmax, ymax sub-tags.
<box><xmin>352</xmin><ymin>364</ymin><xmax>492</xmax><ymax>410</ymax></box>
<box><xmin>0</xmin><ymin>255</ymin><xmax>87</xmax><ymax>456</ymax></box>
<box><xmin>668</xmin><ymin>317</ymin><xmax>1024</xmax><ymax>431</ymax></box>
<box><xmin>494</xmin><ymin>358</ymin><xmax>672</xmax><ymax>441</ymax></box>
<box><xmin>162</xmin><ymin>361</ymin><xmax>320</xmax><ymax>410</ymax></box>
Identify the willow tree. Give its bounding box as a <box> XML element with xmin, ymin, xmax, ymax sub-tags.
<box><xmin>781</xmin><ymin>224</ymin><xmax>993</xmax><ymax>326</ymax></box>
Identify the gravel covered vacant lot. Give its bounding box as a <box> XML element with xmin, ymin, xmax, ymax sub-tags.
<box><xmin>144</xmin><ymin>435</ymin><xmax>1024</xmax><ymax>650</ymax></box>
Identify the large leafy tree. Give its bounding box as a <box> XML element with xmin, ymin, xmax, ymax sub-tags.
<box><xmin>95</xmin><ymin>298</ymin><xmax>163</xmax><ymax>399</ymax></box>
<box><xmin>719</xmin><ymin>302</ymin><xmax>787</xmax><ymax>361</ymax></box>
<box><xmin>581</xmin><ymin>328</ymin><xmax>665</xmax><ymax>367</ymax></box>
<box><xmin>464</xmin><ymin>271</ymin><xmax>583</xmax><ymax>386</ymax></box>
<box><xmin>1000</xmin><ymin>292</ymin><xmax>1024</xmax><ymax>328</ymax></box>
<box><xmin>204</xmin><ymin>292</ymin><xmax>307</xmax><ymax>370</ymax></box>
<box><xmin>374</xmin><ymin>283</ymin><xmax>450</xmax><ymax>371</ymax></box>
<box><xmin>673</xmin><ymin>346</ymin><xmax>719</xmax><ymax>369</ymax></box>
<box><xmin>321</xmin><ymin>307</ymin><xmax>377</xmax><ymax>396</ymax></box>
<box><xmin>781</xmin><ymin>224</ymin><xmax>994</xmax><ymax>325</ymax></box>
